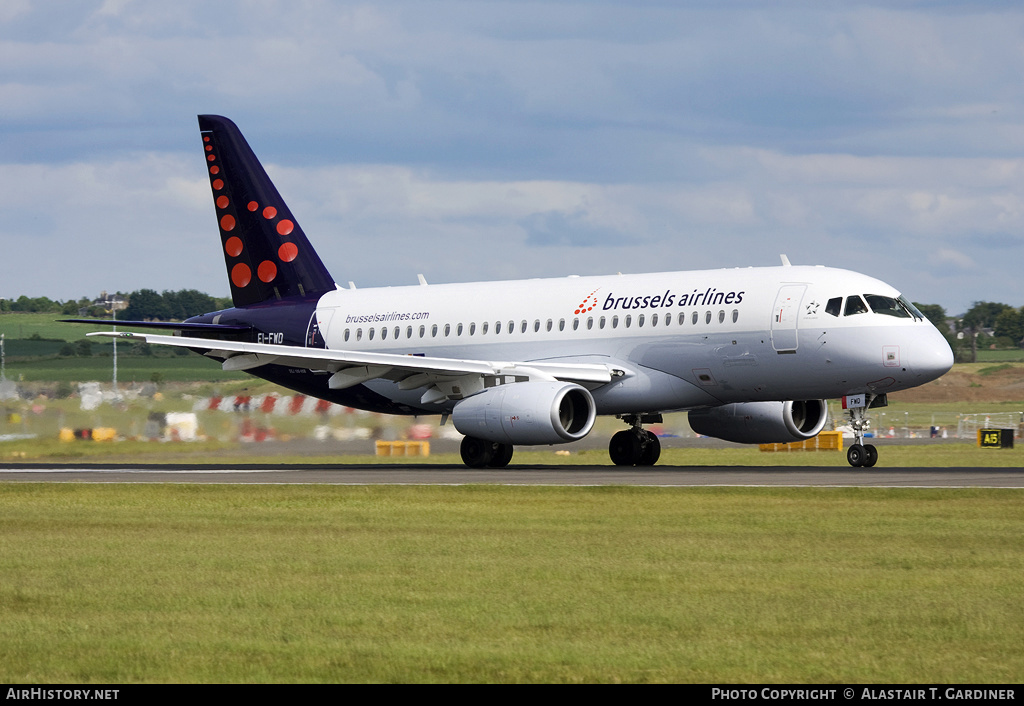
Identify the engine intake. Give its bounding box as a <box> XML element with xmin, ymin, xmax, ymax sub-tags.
<box><xmin>688</xmin><ymin>400</ymin><xmax>829</xmax><ymax>444</ymax></box>
<box><xmin>453</xmin><ymin>381</ymin><xmax>596</xmax><ymax>445</ymax></box>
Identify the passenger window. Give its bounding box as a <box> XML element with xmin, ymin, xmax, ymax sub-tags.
<box><xmin>521</xmin><ymin>320</ymin><xmax>527</xmax><ymax>333</ymax></box>
<box><xmin>587</xmin><ymin>317</ymin><xmax>594</xmax><ymax>330</ymax></box>
<box><xmin>344</xmin><ymin>329</ymin><xmax>350</xmax><ymax>342</ymax></box>
<box><xmin>612</xmin><ymin>315</ymin><xmax>619</xmax><ymax>329</ymax></box>
<box><xmin>482</xmin><ymin>322</ymin><xmax>489</xmax><ymax>334</ymax></box>
<box><xmin>546</xmin><ymin>319</ymin><xmax>553</xmax><ymax>332</ymax></box>
<box><xmin>469</xmin><ymin>322</ymin><xmax>476</xmax><ymax>336</ymax></box>
<box><xmin>625</xmin><ymin>315</ymin><xmax>632</xmax><ymax>328</ymax></box>
<box><xmin>443</xmin><ymin>324</ymin><xmax>450</xmax><ymax>337</ymax></box>
<box><xmin>599</xmin><ymin>316</ymin><xmax>606</xmax><ymax>329</ymax></box>
<box><xmin>651</xmin><ymin>313</ymin><xmax>659</xmax><ymax>326</ymax></box>
<box><xmin>718</xmin><ymin>310</ymin><xmax>725</xmax><ymax>324</ymax></box>
<box><xmin>559</xmin><ymin>319</ymin><xmax>565</xmax><ymax>331</ymax></box>
<box><xmin>825</xmin><ymin>297</ymin><xmax>842</xmax><ymax>317</ymax></box>
<box><xmin>495</xmin><ymin>321</ymin><xmax>502</xmax><ymax>334</ymax></box>
<box><xmin>406</xmin><ymin>326</ymin><xmax>412</xmax><ymax>338</ymax></box>
<box><xmin>573</xmin><ymin>318</ymin><xmax>579</xmax><ymax>331</ymax></box>
<box><xmin>691</xmin><ymin>312</ymin><xmax>698</xmax><ymax>325</ymax></box>
<box><xmin>381</xmin><ymin>327</ymin><xmax>387</xmax><ymax>340</ymax></box>
<box><xmin>431</xmin><ymin>324</ymin><xmax>438</xmax><ymax>337</ymax></box>
<box><xmin>457</xmin><ymin>323</ymin><xmax>463</xmax><ymax>336</ymax></box>
<box><xmin>368</xmin><ymin>328</ymin><xmax>375</xmax><ymax>340</ymax></box>
<box><xmin>705</xmin><ymin>311</ymin><xmax>712</xmax><ymax>324</ymax></box>
<box><xmin>638</xmin><ymin>314</ymin><xmax>645</xmax><ymax>327</ymax></box>
<box><xmin>508</xmin><ymin>320</ymin><xmax>514</xmax><ymax>334</ymax></box>
<box><xmin>732</xmin><ymin>310</ymin><xmax>739</xmax><ymax>323</ymax></box>
<box><xmin>394</xmin><ymin>326</ymin><xmax>400</xmax><ymax>339</ymax></box>
<box><xmin>534</xmin><ymin>320</ymin><xmax>540</xmax><ymax>333</ymax></box>
<box><xmin>418</xmin><ymin>325</ymin><xmax>425</xmax><ymax>338</ymax></box>
<box><xmin>844</xmin><ymin>296</ymin><xmax>868</xmax><ymax>316</ymax></box>
<box><xmin>356</xmin><ymin>328</ymin><xmax>363</xmax><ymax>341</ymax></box>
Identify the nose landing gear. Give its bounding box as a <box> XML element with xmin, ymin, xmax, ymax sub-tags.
<box><xmin>845</xmin><ymin>394</ymin><xmax>883</xmax><ymax>468</ymax></box>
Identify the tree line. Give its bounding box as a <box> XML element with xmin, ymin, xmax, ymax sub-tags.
<box><xmin>0</xmin><ymin>290</ymin><xmax>232</xmax><ymax>320</ymax></box>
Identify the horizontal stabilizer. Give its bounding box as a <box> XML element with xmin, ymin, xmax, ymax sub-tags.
<box><xmin>60</xmin><ymin>318</ymin><xmax>251</xmax><ymax>333</ymax></box>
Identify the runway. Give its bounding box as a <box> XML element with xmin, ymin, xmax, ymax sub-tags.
<box><xmin>2</xmin><ymin>463</ymin><xmax>1023</xmax><ymax>487</ymax></box>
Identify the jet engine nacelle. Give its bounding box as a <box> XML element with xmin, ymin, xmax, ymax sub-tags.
<box><xmin>452</xmin><ymin>381</ymin><xmax>596</xmax><ymax>445</ymax></box>
<box><xmin>688</xmin><ymin>400</ymin><xmax>829</xmax><ymax>444</ymax></box>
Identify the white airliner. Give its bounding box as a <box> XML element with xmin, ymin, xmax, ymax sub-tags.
<box><xmin>80</xmin><ymin>115</ymin><xmax>954</xmax><ymax>468</ymax></box>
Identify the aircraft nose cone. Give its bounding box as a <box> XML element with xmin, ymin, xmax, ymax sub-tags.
<box><xmin>912</xmin><ymin>327</ymin><xmax>954</xmax><ymax>383</ymax></box>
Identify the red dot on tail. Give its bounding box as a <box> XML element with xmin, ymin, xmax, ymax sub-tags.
<box><xmin>206</xmin><ymin>145</ymin><xmax>212</xmax><ymax>152</ymax></box>
<box><xmin>216</xmin><ymin>195</ymin><xmax>229</xmax><ymax>209</ymax></box>
<box><xmin>220</xmin><ymin>214</ymin><xmax>236</xmax><ymax>231</ymax></box>
<box><xmin>278</xmin><ymin>242</ymin><xmax>298</xmax><ymax>262</ymax></box>
<box><xmin>225</xmin><ymin>236</ymin><xmax>243</xmax><ymax>257</ymax></box>
<box><xmin>276</xmin><ymin>219</ymin><xmax>294</xmax><ymax>236</ymax></box>
<box><xmin>209</xmin><ymin>166</ymin><xmax>219</xmax><ymax>175</ymax></box>
<box><xmin>212</xmin><ymin>179</ymin><xmax>224</xmax><ymax>190</ymax></box>
<box><xmin>247</xmin><ymin>201</ymin><xmax>258</xmax><ymax>212</ymax></box>
<box><xmin>231</xmin><ymin>263</ymin><xmax>251</xmax><ymax>288</ymax></box>
<box><xmin>258</xmin><ymin>260</ymin><xmax>278</xmax><ymax>283</ymax></box>
<box><xmin>204</xmin><ymin>136</ymin><xmax>210</xmax><ymax>143</ymax></box>
<box><xmin>207</xmin><ymin>154</ymin><xmax>215</xmax><ymax>162</ymax></box>
<box><xmin>263</xmin><ymin>206</ymin><xmax>277</xmax><ymax>219</ymax></box>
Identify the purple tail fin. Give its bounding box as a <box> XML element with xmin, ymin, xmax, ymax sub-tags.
<box><xmin>199</xmin><ymin>115</ymin><xmax>336</xmax><ymax>307</ymax></box>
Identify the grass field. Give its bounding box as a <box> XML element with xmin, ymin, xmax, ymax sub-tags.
<box><xmin>0</xmin><ymin>484</ymin><xmax>1021</xmax><ymax>683</ymax></box>
<box><xmin>3</xmin><ymin>315</ymin><xmax>1023</xmax><ymax>683</ymax></box>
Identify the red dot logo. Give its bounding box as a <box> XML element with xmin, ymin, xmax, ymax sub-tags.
<box><xmin>225</xmin><ymin>236</ymin><xmax>243</xmax><ymax>257</ymax></box>
<box><xmin>216</xmin><ymin>195</ymin><xmax>229</xmax><ymax>209</ymax></box>
<box><xmin>231</xmin><ymin>263</ymin><xmax>251</xmax><ymax>288</ymax></box>
<box><xmin>572</xmin><ymin>289</ymin><xmax>599</xmax><ymax>315</ymax></box>
<box><xmin>212</xmin><ymin>179</ymin><xmax>224</xmax><ymax>190</ymax></box>
<box><xmin>276</xmin><ymin>219</ymin><xmax>294</xmax><ymax>236</ymax></box>
<box><xmin>207</xmin><ymin>154</ymin><xmax>215</xmax><ymax>162</ymax></box>
<box><xmin>263</xmin><ymin>206</ymin><xmax>277</xmax><ymax>219</ymax></box>
<box><xmin>258</xmin><ymin>260</ymin><xmax>278</xmax><ymax>283</ymax></box>
<box><xmin>209</xmin><ymin>166</ymin><xmax>219</xmax><ymax>175</ymax></box>
<box><xmin>247</xmin><ymin>201</ymin><xmax>259</xmax><ymax>212</ymax></box>
<box><xmin>278</xmin><ymin>242</ymin><xmax>298</xmax><ymax>262</ymax></box>
<box><xmin>220</xmin><ymin>214</ymin><xmax>236</xmax><ymax>231</ymax></box>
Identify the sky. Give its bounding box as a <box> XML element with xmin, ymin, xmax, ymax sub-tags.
<box><xmin>2</xmin><ymin>0</ymin><xmax>1023</xmax><ymax>316</ymax></box>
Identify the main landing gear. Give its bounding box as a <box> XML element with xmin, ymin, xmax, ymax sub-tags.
<box><xmin>845</xmin><ymin>394</ymin><xmax>882</xmax><ymax>468</ymax></box>
<box><xmin>460</xmin><ymin>436</ymin><xmax>514</xmax><ymax>468</ymax></box>
<box><xmin>609</xmin><ymin>414</ymin><xmax>662</xmax><ymax>466</ymax></box>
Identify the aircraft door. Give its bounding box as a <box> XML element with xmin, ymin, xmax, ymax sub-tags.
<box><xmin>771</xmin><ymin>285</ymin><xmax>805</xmax><ymax>352</ymax></box>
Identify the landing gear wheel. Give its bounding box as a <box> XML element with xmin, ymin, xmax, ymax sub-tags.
<box><xmin>638</xmin><ymin>431</ymin><xmax>661</xmax><ymax>466</ymax></box>
<box><xmin>609</xmin><ymin>430</ymin><xmax>641</xmax><ymax>466</ymax></box>
<box><xmin>863</xmin><ymin>444</ymin><xmax>878</xmax><ymax>468</ymax></box>
<box><xmin>460</xmin><ymin>436</ymin><xmax>494</xmax><ymax>468</ymax></box>
<box><xmin>847</xmin><ymin>444</ymin><xmax>865</xmax><ymax>468</ymax></box>
<box><xmin>488</xmin><ymin>443</ymin><xmax>514</xmax><ymax>468</ymax></box>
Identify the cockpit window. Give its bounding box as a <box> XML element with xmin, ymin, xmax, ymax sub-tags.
<box><xmin>898</xmin><ymin>296</ymin><xmax>925</xmax><ymax>321</ymax></box>
<box><xmin>844</xmin><ymin>295</ymin><xmax>868</xmax><ymax>316</ymax></box>
<box><xmin>825</xmin><ymin>297</ymin><xmax>842</xmax><ymax>317</ymax></box>
<box><xmin>864</xmin><ymin>294</ymin><xmax>912</xmax><ymax>318</ymax></box>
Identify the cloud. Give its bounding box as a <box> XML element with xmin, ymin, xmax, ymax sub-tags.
<box><xmin>2</xmin><ymin>0</ymin><xmax>1024</xmax><ymax>315</ymax></box>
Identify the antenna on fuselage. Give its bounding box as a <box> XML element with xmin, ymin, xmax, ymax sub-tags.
<box><xmin>780</xmin><ymin>254</ymin><xmax>792</xmax><ymax>267</ymax></box>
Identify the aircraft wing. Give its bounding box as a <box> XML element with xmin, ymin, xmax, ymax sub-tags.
<box><xmin>87</xmin><ymin>331</ymin><xmax>617</xmax><ymax>391</ymax></box>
